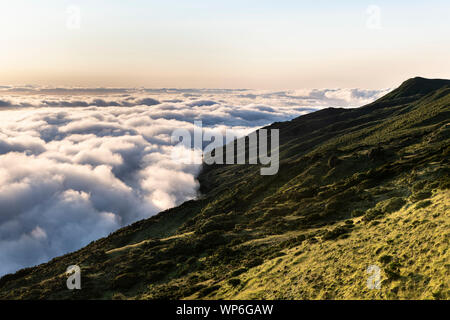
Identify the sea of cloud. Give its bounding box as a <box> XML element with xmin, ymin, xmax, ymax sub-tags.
<box><xmin>0</xmin><ymin>86</ymin><xmax>390</xmax><ymax>276</ymax></box>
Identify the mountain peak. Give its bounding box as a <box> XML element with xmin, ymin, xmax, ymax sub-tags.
<box><xmin>385</xmin><ymin>76</ymin><xmax>450</xmax><ymax>100</ymax></box>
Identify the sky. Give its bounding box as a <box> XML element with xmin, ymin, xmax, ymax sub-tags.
<box><xmin>1</xmin><ymin>0</ymin><xmax>449</xmax><ymax>89</ymax></box>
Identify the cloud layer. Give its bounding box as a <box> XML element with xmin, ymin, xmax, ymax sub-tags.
<box><xmin>0</xmin><ymin>86</ymin><xmax>389</xmax><ymax>276</ymax></box>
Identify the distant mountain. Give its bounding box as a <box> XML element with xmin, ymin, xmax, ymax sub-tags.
<box><xmin>1</xmin><ymin>77</ymin><xmax>449</xmax><ymax>300</ymax></box>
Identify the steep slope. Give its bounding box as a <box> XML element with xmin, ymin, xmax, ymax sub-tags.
<box><xmin>0</xmin><ymin>77</ymin><xmax>449</xmax><ymax>300</ymax></box>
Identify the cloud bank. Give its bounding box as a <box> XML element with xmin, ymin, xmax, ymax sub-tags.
<box><xmin>0</xmin><ymin>86</ymin><xmax>389</xmax><ymax>276</ymax></box>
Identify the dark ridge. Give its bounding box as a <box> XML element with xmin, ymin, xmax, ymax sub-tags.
<box><xmin>380</xmin><ymin>76</ymin><xmax>450</xmax><ymax>100</ymax></box>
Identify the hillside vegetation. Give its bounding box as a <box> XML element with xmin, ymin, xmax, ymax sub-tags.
<box><xmin>0</xmin><ymin>77</ymin><xmax>449</xmax><ymax>300</ymax></box>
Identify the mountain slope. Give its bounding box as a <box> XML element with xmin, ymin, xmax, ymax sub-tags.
<box><xmin>0</xmin><ymin>77</ymin><xmax>449</xmax><ymax>300</ymax></box>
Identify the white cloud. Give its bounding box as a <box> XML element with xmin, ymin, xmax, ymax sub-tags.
<box><xmin>0</xmin><ymin>86</ymin><xmax>389</xmax><ymax>276</ymax></box>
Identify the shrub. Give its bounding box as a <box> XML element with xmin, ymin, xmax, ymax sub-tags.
<box><xmin>368</xmin><ymin>146</ymin><xmax>385</xmax><ymax>160</ymax></box>
<box><xmin>245</xmin><ymin>258</ymin><xmax>264</xmax><ymax>268</ymax></box>
<box><xmin>155</xmin><ymin>260</ymin><xmax>175</xmax><ymax>271</ymax></box>
<box><xmin>197</xmin><ymin>218</ymin><xmax>235</xmax><ymax>234</ymax></box>
<box><xmin>198</xmin><ymin>285</ymin><xmax>220</xmax><ymax>298</ymax></box>
<box><xmin>364</xmin><ymin>197</ymin><xmax>406</xmax><ymax>221</ymax></box>
<box><xmin>168</xmin><ymin>239</ymin><xmax>194</xmax><ymax>255</ymax></box>
<box><xmin>328</xmin><ymin>155</ymin><xmax>340</xmax><ymax>168</ymax></box>
<box><xmin>325</xmin><ymin>200</ymin><xmax>343</xmax><ymax>213</ymax></box>
<box><xmin>279</xmin><ymin>235</ymin><xmax>306</xmax><ymax>249</ymax></box>
<box><xmin>411</xmin><ymin>181</ymin><xmax>427</xmax><ymax>193</ymax></box>
<box><xmin>231</xmin><ymin>268</ymin><xmax>248</xmax><ymax>277</ymax></box>
<box><xmin>379</xmin><ymin>254</ymin><xmax>393</xmax><ymax>264</ymax></box>
<box><xmin>146</xmin><ymin>270</ymin><xmax>166</xmax><ymax>282</ymax></box>
<box><xmin>113</xmin><ymin>273</ymin><xmax>139</xmax><ymax>289</ymax></box>
<box><xmin>384</xmin><ymin>262</ymin><xmax>401</xmax><ymax>280</ymax></box>
<box><xmin>411</xmin><ymin>190</ymin><xmax>432</xmax><ymax>201</ymax></box>
<box><xmin>415</xmin><ymin>200</ymin><xmax>432</xmax><ymax>209</ymax></box>
<box><xmin>323</xmin><ymin>226</ymin><xmax>351</xmax><ymax>240</ymax></box>
<box><xmin>268</xmin><ymin>251</ymin><xmax>286</xmax><ymax>259</ymax></box>
<box><xmin>363</xmin><ymin>208</ymin><xmax>383</xmax><ymax>221</ymax></box>
<box><xmin>439</xmin><ymin>176</ymin><xmax>450</xmax><ymax>189</ymax></box>
<box><xmin>351</xmin><ymin>209</ymin><xmax>365</xmax><ymax>217</ymax></box>
<box><xmin>380</xmin><ymin>197</ymin><xmax>406</xmax><ymax>213</ymax></box>
<box><xmin>293</xmin><ymin>187</ymin><xmax>317</xmax><ymax>200</ymax></box>
<box><xmin>196</xmin><ymin>231</ymin><xmax>227</xmax><ymax>250</ymax></box>
<box><xmin>228</xmin><ymin>278</ymin><xmax>241</xmax><ymax>287</ymax></box>
<box><xmin>186</xmin><ymin>257</ymin><xmax>197</xmax><ymax>265</ymax></box>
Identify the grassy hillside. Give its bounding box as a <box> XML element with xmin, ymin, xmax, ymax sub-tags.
<box><xmin>0</xmin><ymin>77</ymin><xmax>449</xmax><ymax>300</ymax></box>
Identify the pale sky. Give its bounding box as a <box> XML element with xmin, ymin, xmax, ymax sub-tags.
<box><xmin>1</xmin><ymin>0</ymin><xmax>449</xmax><ymax>89</ymax></box>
